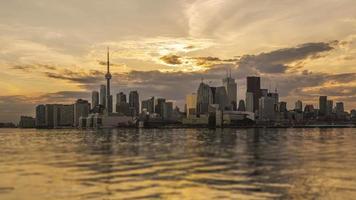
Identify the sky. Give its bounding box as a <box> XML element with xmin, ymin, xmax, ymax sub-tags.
<box><xmin>0</xmin><ymin>0</ymin><xmax>356</xmax><ymax>123</ymax></box>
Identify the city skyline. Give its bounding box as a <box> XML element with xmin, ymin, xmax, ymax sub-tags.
<box><xmin>1</xmin><ymin>0</ymin><xmax>356</xmax><ymax>123</ymax></box>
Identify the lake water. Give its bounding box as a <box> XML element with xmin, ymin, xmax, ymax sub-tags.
<box><xmin>0</xmin><ymin>128</ymin><xmax>356</xmax><ymax>200</ymax></box>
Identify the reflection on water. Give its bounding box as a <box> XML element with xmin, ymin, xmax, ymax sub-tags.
<box><xmin>0</xmin><ymin>128</ymin><xmax>356</xmax><ymax>199</ymax></box>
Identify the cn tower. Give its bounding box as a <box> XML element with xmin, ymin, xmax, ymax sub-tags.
<box><xmin>105</xmin><ymin>47</ymin><xmax>112</xmax><ymax>114</ymax></box>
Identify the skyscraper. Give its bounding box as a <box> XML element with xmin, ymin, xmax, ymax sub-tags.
<box><xmin>91</xmin><ymin>91</ymin><xmax>99</xmax><ymax>109</ymax></box>
<box><xmin>105</xmin><ymin>47</ymin><xmax>112</xmax><ymax>114</ymax></box>
<box><xmin>142</xmin><ymin>97</ymin><xmax>155</xmax><ymax>114</ymax></box>
<box><xmin>319</xmin><ymin>96</ymin><xmax>327</xmax><ymax>116</ymax></box>
<box><xmin>129</xmin><ymin>91</ymin><xmax>140</xmax><ymax>116</ymax></box>
<box><xmin>259</xmin><ymin>96</ymin><xmax>276</xmax><ymax>121</ymax></box>
<box><xmin>74</xmin><ymin>99</ymin><xmax>90</xmax><ymax>127</ymax></box>
<box><xmin>222</xmin><ymin>71</ymin><xmax>237</xmax><ymax>110</ymax></box>
<box><xmin>35</xmin><ymin>105</ymin><xmax>46</xmax><ymax>128</ymax></box>
<box><xmin>116</xmin><ymin>92</ymin><xmax>130</xmax><ymax>115</ymax></box>
<box><xmin>335</xmin><ymin>102</ymin><xmax>344</xmax><ymax>114</ymax></box>
<box><xmin>237</xmin><ymin>100</ymin><xmax>246</xmax><ymax>111</ymax></box>
<box><xmin>246</xmin><ymin>76</ymin><xmax>261</xmax><ymax>112</ymax></box>
<box><xmin>196</xmin><ymin>81</ymin><xmax>213</xmax><ymax>115</ymax></box>
<box><xmin>245</xmin><ymin>92</ymin><xmax>254</xmax><ymax>112</ymax></box>
<box><xmin>214</xmin><ymin>86</ymin><xmax>229</xmax><ymax>111</ymax></box>
<box><xmin>53</xmin><ymin>104</ymin><xmax>74</xmax><ymax>128</ymax></box>
<box><xmin>155</xmin><ymin>98</ymin><xmax>166</xmax><ymax>117</ymax></box>
<box><xmin>295</xmin><ymin>100</ymin><xmax>303</xmax><ymax>112</ymax></box>
<box><xmin>327</xmin><ymin>100</ymin><xmax>333</xmax><ymax>116</ymax></box>
<box><xmin>100</xmin><ymin>85</ymin><xmax>106</xmax><ymax>108</ymax></box>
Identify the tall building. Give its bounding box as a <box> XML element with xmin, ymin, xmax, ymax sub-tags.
<box><xmin>105</xmin><ymin>47</ymin><xmax>112</xmax><ymax>114</ymax></box>
<box><xmin>142</xmin><ymin>97</ymin><xmax>155</xmax><ymax>114</ymax></box>
<box><xmin>295</xmin><ymin>100</ymin><xmax>303</xmax><ymax>112</ymax></box>
<box><xmin>155</xmin><ymin>98</ymin><xmax>166</xmax><ymax>117</ymax></box>
<box><xmin>186</xmin><ymin>93</ymin><xmax>197</xmax><ymax>117</ymax></box>
<box><xmin>53</xmin><ymin>104</ymin><xmax>74</xmax><ymax>128</ymax></box>
<box><xmin>237</xmin><ymin>100</ymin><xmax>246</xmax><ymax>111</ymax></box>
<box><xmin>91</xmin><ymin>91</ymin><xmax>99</xmax><ymax>109</ymax></box>
<box><xmin>214</xmin><ymin>86</ymin><xmax>229</xmax><ymax>111</ymax></box>
<box><xmin>196</xmin><ymin>82</ymin><xmax>213</xmax><ymax>115</ymax></box>
<box><xmin>245</xmin><ymin>92</ymin><xmax>254</xmax><ymax>112</ymax></box>
<box><xmin>246</xmin><ymin>76</ymin><xmax>261</xmax><ymax>112</ymax></box>
<box><xmin>319</xmin><ymin>96</ymin><xmax>327</xmax><ymax>116</ymax></box>
<box><xmin>278</xmin><ymin>102</ymin><xmax>287</xmax><ymax>112</ymax></box>
<box><xmin>108</xmin><ymin>95</ymin><xmax>113</xmax><ymax>113</ymax></box>
<box><xmin>129</xmin><ymin>91</ymin><xmax>140</xmax><ymax>116</ymax></box>
<box><xmin>100</xmin><ymin>85</ymin><xmax>106</xmax><ymax>108</ymax></box>
<box><xmin>74</xmin><ymin>99</ymin><xmax>90</xmax><ymax>127</ymax></box>
<box><xmin>162</xmin><ymin>102</ymin><xmax>173</xmax><ymax>120</ymax></box>
<box><xmin>222</xmin><ymin>72</ymin><xmax>237</xmax><ymax>110</ymax></box>
<box><xmin>327</xmin><ymin>100</ymin><xmax>333</xmax><ymax>116</ymax></box>
<box><xmin>35</xmin><ymin>105</ymin><xmax>46</xmax><ymax>128</ymax></box>
<box><xmin>45</xmin><ymin>104</ymin><xmax>55</xmax><ymax>128</ymax></box>
<box><xmin>116</xmin><ymin>92</ymin><xmax>130</xmax><ymax>116</ymax></box>
<box><xmin>116</xmin><ymin>92</ymin><xmax>127</xmax><ymax>104</ymax></box>
<box><xmin>19</xmin><ymin>116</ymin><xmax>36</xmax><ymax>128</ymax></box>
<box><xmin>335</xmin><ymin>102</ymin><xmax>344</xmax><ymax>114</ymax></box>
<box><xmin>259</xmin><ymin>96</ymin><xmax>276</xmax><ymax>121</ymax></box>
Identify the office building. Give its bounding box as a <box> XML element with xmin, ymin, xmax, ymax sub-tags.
<box><xmin>142</xmin><ymin>97</ymin><xmax>155</xmax><ymax>114</ymax></box>
<box><xmin>53</xmin><ymin>104</ymin><xmax>74</xmax><ymax>128</ymax></box>
<box><xmin>246</xmin><ymin>76</ymin><xmax>261</xmax><ymax>112</ymax></box>
<box><xmin>19</xmin><ymin>116</ymin><xmax>35</xmax><ymax>128</ymax></box>
<box><xmin>335</xmin><ymin>102</ymin><xmax>344</xmax><ymax>114</ymax></box>
<box><xmin>116</xmin><ymin>92</ymin><xmax>130</xmax><ymax>116</ymax></box>
<box><xmin>278</xmin><ymin>101</ymin><xmax>287</xmax><ymax>112</ymax></box>
<box><xmin>162</xmin><ymin>102</ymin><xmax>173</xmax><ymax>120</ymax></box>
<box><xmin>245</xmin><ymin>92</ymin><xmax>254</xmax><ymax>112</ymax></box>
<box><xmin>259</xmin><ymin>96</ymin><xmax>276</xmax><ymax>121</ymax></box>
<box><xmin>35</xmin><ymin>105</ymin><xmax>46</xmax><ymax>128</ymax></box>
<box><xmin>327</xmin><ymin>100</ymin><xmax>333</xmax><ymax>116</ymax></box>
<box><xmin>155</xmin><ymin>98</ymin><xmax>166</xmax><ymax>117</ymax></box>
<box><xmin>100</xmin><ymin>85</ymin><xmax>107</xmax><ymax>108</ymax></box>
<box><xmin>107</xmin><ymin>95</ymin><xmax>113</xmax><ymax>113</ymax></box>
<box><xmin>237</xmin><ymin>100</ymin><xmax>246</xmax><ymax>111</ymax></box>
<box><xmin>186</xmin><ymin>93</ymin><xmax>197</xmax><ymax>117</ymax></box>
<box><xmin>129</xmin><ymin>91</ymin><xmax>140</xmax><ymax>116</ymax></box>
<box><xmin>196</xmin><ymin>82</ymin><xmax>213</xmax><ymax>115</ymax></box>
<box><xmin>91</xmin><ymin>91</ymin><xmax>99</xmax><ymax>109</ymax></box>
<box><xmin>222</xmin><ymin>72</ymin><xmax>237</xmax><ymax>110</ymax></box>
<box><xmin>74</xmin><ymin>99</ymin><xmax>90</xmax><ymax>127</ymax></box>
<box><xmin>45</xmin><ymin>104</ymin><xmax>55</xmax><ymax>128</ymax></box>
<box><xmin>319</xmin><ymin>96</ymin><xmax>327</xmax><ymax>116</ymax></box>
<box><xmin>214</xmin><ymin>86</ymin><xmax>229</xmax><ymax>111</ymax></box>
<box><xmin>295</xmin><ymin>100</ymin><xmax>303</xmax><ymax>112</ymax></box>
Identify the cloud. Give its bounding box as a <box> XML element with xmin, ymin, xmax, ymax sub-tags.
<box><xmin>160</xmin><ymin>54</ymin><xmax>182</xmax><ymax>65</ymax></box>
<box><xmin>237</xmin><ymin>42</ymin><xmax>335</xmax><ymax>74</ymax></box>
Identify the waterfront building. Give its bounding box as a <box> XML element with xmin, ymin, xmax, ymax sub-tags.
<box><xmin>100</xmin><ymin>85</ymin><xmax>106</xmax><ymax>108</ymax></box>
<box><xmin>74</xmin><ymin>99</ymin><xmax>90</xmax><ymax>127</ymax></box>
<box><xmin>155</xmin><ymin>98</ymin><xmax>166</xmax><ymax>117</ymax></box>
<box><xmin>35</xmin><ymin>105</ymin><xmax>46</xmax><ymax>128</ymax></box>
<box><xmin>19</xmin><ymin>116</ymin><xmax>35</xmax><ymax>128</ymax></box>
<box><xmin>129</xmin><ymin>91</ymin><xmax>140</xmax><ymax>116</ymax></box>
<box><xmin>327</xmin><ymin>100</ymin><xmax>333</xmax><ymax>116</ymax></box>
<box><xmin>196</xmin><ymin>82</ymin><xmax>213</xmax><ymax>115</ymax></box>
<box><xmin>107</xmin><ymin>95</ymin><xmax>113</xmax><ymax>113</ymax></box>
<box><xmin>162</xmin><ymin>102</ymin><xmax>173</xmax><ymax>120</ymax></box>
<box><xmin>91</xmin><ymin>91</ymin><xmax>99</xmax><ymax>109</ymax></box>
<box><xmin>319</xmin><ymin>96</ymin><xmax>327</xmax><ymax>116</ymax></box>
<box><xmin>222</xmin><ymin>72</ymin><xmax>237</xmax><ymax>110</ymax></box>
<box><xmin>335</xmin><ymin>102</ymin><xmax>344</xmax><ymax>114</ymax></box>
<box><xmin>237</xmin><ymin>100</ymin><xmax>246</xmax><ymax>111</ymax></box>
<box><xmin>142</xmin><ymin>97</ymin><xmax>155</xmax><ymax>114</ymax></box>
<box><xmin>186</xmin><ymin>93</ymin><xmax>197</xmax><ymax>117</ymax></box>
<box><xmin>116</xmin><ymin>92</ymin><xmax>130</xmax><ymax>116</ymax></box>
<box><xmin>45</xmin><ymin>104</ymin><xmax>55</xmax><ymax>128</ymax></box>
<box><xmin>214</xmin><ymin>86</ymin><xmax>229</xmax><ymax>111</ymax></box>
<box><xmin>259</xmin><ymin>96</ymin><xmax>276</xmax><ymax>121</ymax></box>
<box><xmin>295</xmin><ymin>100</ymin><xmax>303</xmax><ymax>112</ymax></box>
<box><xmin>53</xmin><ymin>104</ymin><xmax>74</xmax><ymax>128</ymax></box>
<box><xmin>245</xmin><ymin>92</ymin><xmax>254</xmax><ymax>112</ymax></box>
<box><xmin>278</xmin><ymin>101</ymin><xmax>287</xmax><ymax>113</ymax></box>
<box><xmin>246</xmin><ymin>76</ymin><xmax>261</xmax><ymax>112</ymax></box>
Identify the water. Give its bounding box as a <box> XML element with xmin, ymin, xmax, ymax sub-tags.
<box><xmin>0</xmin><ymin>128</ymin><xmax>356</xmax><ymax>200</ymax></box>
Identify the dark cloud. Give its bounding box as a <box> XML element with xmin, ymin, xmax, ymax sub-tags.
<box><xmin>45</xmin><ymin>69</ymin><xmax>104</xmax><ymax>84</ymax></box>
<box><xmin>237</xmin><ymin>42</ymin><xmax>335</xmax><ymax>74</ymax></box>
<box><xmin>160</xmin><ymin>54</ymin><xmax>182</xmax><ymax>65</ymax></box>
